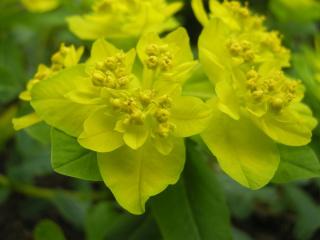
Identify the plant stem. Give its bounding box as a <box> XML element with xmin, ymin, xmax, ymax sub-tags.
<box><xmin>0</xmin><ymin>174</ymin><xmax>108</xmax><ymax>201</ymax></box>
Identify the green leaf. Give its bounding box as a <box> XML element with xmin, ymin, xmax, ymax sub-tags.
<box><xmin>152</xmin><ymin>180</ymin><xmax>201</xmax><ymax>240</ymax></box>
<box><xmin>25</xmin><ymin>121</ymin><xmax>51</xmax><ymax>144</ymax></box>
<box><xmin>284</xmin><ymin>186</ymin><xmax>320</xmax><ymax>240</ymax></box>
<box><xmin>219</xmin><ymin>172</ymin><xmax>283</xmax><ymax>219</ymax></box>
<box><xmin>273</xmin><ymin>145</ymin><xmax>320</xmax><ymax>183</ymax></box>
<box><xmin>232</xmin><ymin>228</ymin><xmax>253</xmax><ymax>240</ymax></box>
<box><xmin>98</xmin><ymin>138</ymin><xmax>185</xmax><ymax>214</ymax></box>
<box><xmin>85</xmin><ymin>202</ymin><xmax>158</xmax><ymax>240</ymax></box>
<box><xmin>85</xmin><ymin>202</ymin><xmax>122</xmax><ymax>240</ymax></box>
<box><xmin>9</xmin><ymin>131</ymin><xmax>51</xmax><ymax>182</ymax></box>
<box><xmin>151</xmin><ymin>141</ymin><xmax>232</xmax><ymax>240</ymax></box>
<box><xmin>201</xmin><ymin>100</ymin><xmax>280</xmax><ymax>189</ymax></box>
<box><xmin>218</xmin><ymin>174</ymin><xmax>255</xmax><ymax>219</ymax></box>
<box><xmin>31</xmin><ymin>64</ymin><xmax>99</xmax><ymax>137</ymax></box>
<box><xmin>34</xmin><ymin>219</ymin><xmax>66</xmax><ymax>240</ymax></box>
<box><xmin>51</xmin><ymin>128</ymin><xmax>102</xmax><ymax>181</ymax></box>
<box><xmin>128</xmin><ymin>215</ymin><xmax>161</xmax><ymax>240</ymax></box>
<box><xmin>51</xmin><ymin>190</ymin><xmax>89</xmax><ymax>228</ymax></box>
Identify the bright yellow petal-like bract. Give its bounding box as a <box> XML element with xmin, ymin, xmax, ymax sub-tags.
<box><xmin>98</xmin><ymin>138</ymin><xmax>185</xmax><ymax>214</ymax></box>
<box><xmin>202</xmin><ymin>98</ymin><xmax>280</xmax><ymax>189</ymax></box>
<box><xmin>21</xmin><ymin>0</ymin><xmax>60</xmax><ymax>13</ymax></box>
<box><xmin>197</xmin><ymin>0</ymin><xmax>317</xmax><ymax>189</ymax></box>
<box><xmin>29</xmin><ymin>28</ymin><xmax>211</xmax><ymax>214</ymax></box>
<box><xmin>67</xmin><ymin>0</ymin><xmax>183</xmax><ymax>41</ymax></box>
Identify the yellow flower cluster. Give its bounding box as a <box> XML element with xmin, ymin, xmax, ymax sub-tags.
<box><xmin>20</xmin><ymin>44</ymin><xmax>83</xmax><ymax>101</ymax></box>
<box><xmin>67</xmin><ymin>0</ymin><xmax>183</xmax><ymax>41</ymax></box>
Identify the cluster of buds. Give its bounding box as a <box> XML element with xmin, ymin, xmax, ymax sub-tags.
<box><xmin>145</xmin><ymin>43</ymin><xmax>173</xmax><ymax>71</ymax></box>
<box><xmin>262</xmin><ymin>31</ymin><xmax>289</xmax><ymax>56</ymax></box>
<box><xmin>51</xmin><ymin>44</ymin><xmax>72</xmax><ymax>71</ymax></box>
<box><xmin>154</xmin><ymin>95</ymin><xmax>175</xmax><ymax>137</ymax></box>
<box><xmin>92</xmin><ymin>52</ymin><xmax>131</xmax><ymax>89</ymax></box>
<box><xmin>246</xmin><ymin>69</ymin><xmax>299</xmax><ymax>112</ymax></box>
<box><xmin>227</xmin><ymin>39</ymin><xmax>255</xmax><ymax>62</ymax></box>
<box><xmin>111</xmin><ymin>95</ymin><xmax>145</xmax><ymax>127</ymax></box>
<box><xmin>110</xmin><ymin>89</ymin><xmax>154</xmax><ymax>126</ymax></box>
<box><xmin>109</xmin><ymin>89</ymin><xmax>175</xmax><ymax>138</ymax></box>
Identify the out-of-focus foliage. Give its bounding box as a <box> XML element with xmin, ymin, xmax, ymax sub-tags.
<box><xmin>34</xmin><ymin>219</ymin><xmax>66</xmax><ymax>240</ymax></box>
<box><xmin>21</xmin><ymin>0</ymin><xmax>61</xmax><ymax>13</ymax></box>
<box><xmin>269</xmin><ymin>0</ymin><xmax>320</xmax><ymax>24</ymax></box>
<box><xmin>293</xmin><ymin>36</ymin><xmax>320</xmax><ymax>136</ymax></box>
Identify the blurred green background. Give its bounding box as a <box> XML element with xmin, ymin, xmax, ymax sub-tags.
<box><xmin>1</xmin><ymin>0</ymin><xmax>320</xmax><ymax>239</ymax></box>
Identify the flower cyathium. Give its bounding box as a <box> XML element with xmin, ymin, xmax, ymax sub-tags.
<box><xmin>29</xmin><ymin>28</ymin><xmax>212</xmax><ymax>214</ymax></box>
<box><xmin>196</xmin><ymin>0</ymin><xmax>317</xmax><ymax>189</ymax></box>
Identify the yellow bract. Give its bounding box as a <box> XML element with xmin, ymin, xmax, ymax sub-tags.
<box><xmin>67</xmin><ymin>0</ymin><xmax>183</xmax><ymax>40</ymax></box>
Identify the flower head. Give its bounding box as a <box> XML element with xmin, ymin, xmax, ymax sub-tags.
<box><xmin>29</xmin><ymin>28</ymin><xmax>211</xmax><ymax>214</ymax></box>
<box><xmin>67</xmin><ymin>0</ymin><xmax>183</xmax><ymax>40</ymax></box>
<box><xmin>195</xmin><ymin>0</ymin><xmax>317</xmax><ymax>190</ymax></box>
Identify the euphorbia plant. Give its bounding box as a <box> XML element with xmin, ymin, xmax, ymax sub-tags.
<box><xmin>12</xmin><ymin>0</ymin><xmax>320</xmax><ymax>238</ymax></box>
<box><xmin>22</xmin><ymin>28</ymin><xmax>211</xmax><ymax>214</ymax></box>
